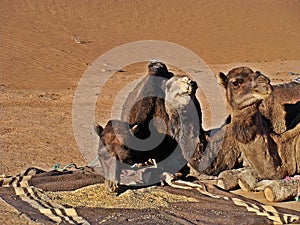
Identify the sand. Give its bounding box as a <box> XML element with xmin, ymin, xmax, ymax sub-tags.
<box><xmin>1</xmin><ymin>1</ymin><xmax>300</xmax><ymax>224</ymax></box>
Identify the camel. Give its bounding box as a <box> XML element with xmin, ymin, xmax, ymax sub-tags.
<box><xmin>212</xmin><ymin>67</ymin><xmax>300</xmax><ymax>134</ymax></box>
<box><xmin>188</xmin><ymin>67</ymin><xmax>299</xmax><ymax>193</ymax></box>
<box><xmin>164</xmin><ymin>75</ymin><xmax>207</xmax><ymax>161</ymax></box>
<box><xmin>97</xmin><ymin>61</ymin><xmax>203</xmax><ymax>191</ymax></box>
<box><xmin>214</xmin><ymin>67</ymin><xmax>300</xmax><ymax>183</ymax></box>
<box><xmin>97</xmin><ymin>61</ymin><xmax>175</xmax><ymax>192</ymax></box>
<box><xmin>96</xmin><ymin>72</ymin><xmax>208</xmax><ymax>192</ymax></box>
<box><xmin>223</xmin><ymin>67</ymin><xmax>300</xmax><ymax>134</ymax></box>
<box><xmin>121</xmin><ymin>60</ymin><xmax>174</xmax><ymax>136</ymax></box>
<box><xmin>96</xmin><ymin>119</ymin><xmax>181</xmax><ymax>191</ymax></box>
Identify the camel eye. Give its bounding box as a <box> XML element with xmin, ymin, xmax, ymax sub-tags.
<box><xmin>231</xmin><ymin>79</ymin><xmax>243</xmax><ymax>87</ymax></box>
<box><xmin>232</xmin><ymin>81</ymin><xmax>239</xmax><ymax>86</ymax></box>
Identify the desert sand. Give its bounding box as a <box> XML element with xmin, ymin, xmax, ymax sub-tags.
<box><xmin>1</xmin><ymin>1</ymin><xmax>300</xmax><ymax>224</ymax></box>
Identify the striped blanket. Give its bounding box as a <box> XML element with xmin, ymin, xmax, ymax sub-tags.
<box><xmin>1</xmin><ymin>167</ymin><xmax>299</xmax><ymax>225</ymax></box>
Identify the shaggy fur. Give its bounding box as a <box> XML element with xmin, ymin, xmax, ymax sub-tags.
<box><xmin>121</xmin><ymin>61</ymin><xmax>174</xmax><ymax>135</ymax></box>
<box><xmin>96</xmin><ymin>119</ymin><xmax>181</xmax><ymax>192</ymax></box>
<box><xmin>97</xmin><ymin>62</ymin><xmax>180</xmax><ymax>191</ymax></box>
<box><xmin>259</xmin><ymin>80</ymin><xmax>300</xmax><ymax>133</ymax></box>
<box><xmin>96</xmin><ymin>74</ymin><xmax>207</xmax><ymax>190</ymax></box>
<box><xmin>164</xmin><ymin>75</ymin><xmax>207</xmax><ymax>161</ymax></box>
<box><xmin>215</xmin><ymin>67</ymin><xmax>299</xmax><ymax>180</ymax></box>
<box><xmin>218</xmin><ymin>66</ymin><xmax>300</xmax><ymax>134</ymax></box>
<box><xmin>98</xmin><ymin>120</ymin><xmax>178</xmax><ymax>164</ymax></box>
<box><xmin>192</xmin><ymin>125</ymin><xmax>243</xmax><ymax>176</ymax></box>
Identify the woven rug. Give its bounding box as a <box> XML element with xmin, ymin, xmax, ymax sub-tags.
<box><xmin>1</xmin><ymin>167</ymin><xmax>300</xmax><ymax>225</ymax></box>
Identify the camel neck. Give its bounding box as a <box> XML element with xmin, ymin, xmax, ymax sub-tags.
<box><xmin>230</xmin><ymin>103</ymin><xmax>263</xmax><ymax>144</ymax></box>
<box><xmin>231</xmin><ymin>103</ymin><xmax>259</xmax><ymax>121</ymax></box>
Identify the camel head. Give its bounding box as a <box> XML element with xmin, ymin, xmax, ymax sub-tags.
<box><xmin>217</xmin><ymin>67</ymin><xmax>272</xmax><ymax>110</ymax></box>
<box><xmin>148</xmin><ymin>61</ymin><xmax>174</xmax><ymax>79</ymax></box>
<box><xmin>165</xmin><ymin>75</ymin><xmax>198</xmax><ymax>112</ymax></box>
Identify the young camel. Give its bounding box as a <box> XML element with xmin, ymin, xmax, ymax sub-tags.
<box><xmin>121</xmin><ymin>60</ymin><xmax>174</xmax><ymax>136</ymax></box>
<box><xmin>97</xmin><ymin>61</ymin><xmax>175</xmax><ymax>192</ymax></box>
<box><xmin>216</xmin><ymin>67</ymin><xmax>299</xmax><ymax>184</ymax></box>
<box><xmin>97</xmin><ymin>73</ymin><xmax>206</xmax><ymax>192</ymax></box>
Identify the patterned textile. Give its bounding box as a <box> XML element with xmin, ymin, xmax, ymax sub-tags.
<box><xmin>1</xmin><ymin>167</ymin><xmax>299</xmax><ymax>225</ymax></box>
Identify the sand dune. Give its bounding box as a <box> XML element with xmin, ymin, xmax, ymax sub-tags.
<box><xmin>1</xmin><ymin>0</ymin><xmax>300</xmax><ymax>90</ymax></box>
<box><xmin>1</xmin><ymin>0</ymin><xmax>300</xmax><ymax>176</ymax></box>
<box><xmin>1</xmin><ymin>2</ymin><xmax>300</xmax><ymax>223</ymax></box>
<box><xmin>1</xmin><ymin>0</ymin><xmax>300</xmax><ymax>183</ymax></box>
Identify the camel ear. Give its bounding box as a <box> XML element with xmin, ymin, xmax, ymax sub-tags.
<box><xmin>217</xmin><ymin>72</ymin><xmax>228</xmax><ymax>88</ymax></box>
<box><xmin>94</xmin><ymin>123</ymin><xmax>104</xmax><ymax>136</ymax></box>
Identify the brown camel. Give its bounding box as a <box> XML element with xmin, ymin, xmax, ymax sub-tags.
<box><xmin>97</xmin><ymin>61</ymin><xmax>210</xmax><ymax>192</ymax></box>
<box><xmin>215</xmin><ymin>67</ymin><xmax>300</xmax><ymax>181</ymax></box>
<box><xmin>97</xmin><ymin>61</ymin><xmax>176</xmax><ymax>192</ymax></box>
<box><xmin>121</xmin><ymin>60</ymin><xmax>174</xmax><ymax>136</ymax></box>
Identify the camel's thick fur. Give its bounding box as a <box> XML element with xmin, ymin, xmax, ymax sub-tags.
<box><xmin>97</xmin><ymin>63</ymin><xmax>211</xmax><ymax>191</ymax></box>
<box><xmin>97</xmin><ymin>63</ymin><xmax>299</xmax><ymax>192</ymax></box>
<box><xmin>260</xmin><ymin>81</ymin><xmax>300</xmax><ymax>133</ymax></box>
<box><xmin>214</xmin><ymin>67</ymin><xmax>299</xmax><ymax>180</ymax></box>
<box><xmin>97</xmin><ymin>61</ymin><xmax>175</xmax><ymax>192</ymax></box>
<box><xmin>121</xmin><ymin>61</ymin><xmax>173</xmax><ymax>135</ymax></box>
<box><xmin>165</xmin><ymin>75</ymin><xmax>206</xmax><ymax>161</ymax></box>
